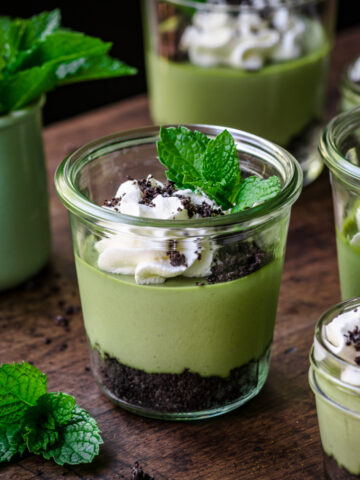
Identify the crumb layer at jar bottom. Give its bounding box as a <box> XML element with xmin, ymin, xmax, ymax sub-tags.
<box><xmin>90</xmin><ymin>345</ymin><xmax>271</xmax><ymax>417</ymax></box>
<box><xmin>324</xmin><ymin>452</ymin><xmax>360</xmax><ymax>480</ymax></box>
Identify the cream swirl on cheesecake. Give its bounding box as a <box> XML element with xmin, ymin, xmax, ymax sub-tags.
<box><xmin>322</xmin><ymin>308</ymin><xmax>360</xmax><ymax>386</ymax></box>
<box><xmin>180</xmin><ymin>4</ymin><xmax>309</xmax><ymax>71</ymax></box>
<box><xmin>96</xmin><ymin>176</ymin><xmax>222</xmax><ymax>285</ymax></box>
<box><xmin>349</xmin><ymin>57</ymin><xmax>360</xmax><ymax>84</ymax></box>
<box><xmin>350</xmin><ymin>208</ymin><xmax>360</xmax><ymax>248</ymax></box>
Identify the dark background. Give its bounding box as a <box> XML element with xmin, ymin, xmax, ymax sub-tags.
<box><xmin>1</xmin><ymin>2</ymin><xmax>358</xmax><ymax>125</ymax></box>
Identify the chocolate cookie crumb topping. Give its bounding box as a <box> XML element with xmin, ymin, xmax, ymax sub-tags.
<box><xmin>138</xmin><ymin>178</ymin><xmax>177</xmax><ymax>207</ymax></box>
<box><xmin>167</xmin><ymin>250</ymin><xmax>187</xmax><ymax>267</ymax></box>
<box><xmin>178</xmin><ymin>196</ymin><xmax>224</xmax><ymax>218</ymax></box>
<box><xmin>345</xmin><ymin>325</ymin><xmax>360</xmax><ymax>352</ymax></box>
<box><xmin>103</xmin><ymin>197</ymin><xmax>120</xmax><ymax>208</ymax></box>
<box><xmin>131</xmin><ymin>461</ymin><xmax>155</xmax><ymax>480</ymax></box>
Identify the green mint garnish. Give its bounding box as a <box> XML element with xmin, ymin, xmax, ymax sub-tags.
<box><xmin>232</xmin><ymin>176</ymin><xmax>282</xmax><ymax>213</ymax></box>
<box><xmin>0</xmin><ymin>9</ymin><xmax>136</xmax><ymax>114</ymax></box>
<box><xmin>157</xmin><ymin>126</ymin><xmax>281</xmax><ymax>212</ymax></box>
<box><xmin>0</xmin><ymin>362</ymin><xmax>103</xmax><ymax>466</ymax></box>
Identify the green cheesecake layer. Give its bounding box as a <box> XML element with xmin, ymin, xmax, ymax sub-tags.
<box><xmin>75</xmin><ymin>249</ymin><xmax>283</xmax><ymax>378</ymax></box>
<box><xmin>315</xmin><ymin>372</ymin><xmax>360</xmax><ymax>475</ymax></box>
<box><xmin>146</xmin><ymin>42</ymin><xmax>330</xmax><ymax>146</ymax></box>
<box><xmin>336</xmin><ymin>226</ymin><xmax>360</xmax><ymax>300</ymax></box>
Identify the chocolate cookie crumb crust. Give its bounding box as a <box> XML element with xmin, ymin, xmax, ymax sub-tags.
<box><xmin>324</xmin><ymin>452</ymin><xmax>360</xmax><ymax>480</ymax></box>
<box><xmin>91</xmin><ymin>347</ymin><xmax>268</xmax><ymax>413</ymax></box>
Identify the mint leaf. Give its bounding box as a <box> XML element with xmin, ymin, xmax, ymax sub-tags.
<box><xmin>157</xmin><ymin>127</ymin><xmax>282</xmax><ymax>212</ymax></box>
<box><xmin>0</xmin><ymin>17</ymin><xmax>26</xmax><ymax>73</ymax></box>
<box><xmin>23</xmin><ymin>392</ymin><xmax>76</xmax><ymax>454</ymax></box>
<box><xmin>0</xmin><ymin>11</ymin><xmax>136</xmax><ymax>114</ymax></box>
<box><xmin>201</xmin><ymin>130</ymin><xmax>242</xmax><ymax>208</ymax></box>
<box><xmin>56</xmin><ymin>54</ymin><xmax>137</xmax><ymax>85</ymax></box>
<box><xmin>0</xmin><ymin>53</ymin><xmax>135</xmax><ymax>113</ymax></box>
<box><xmin>157</xmin><ymin>126</ymin><xmax>209</xmax><ymax>189</ymax></box>
<box><xmin>0</xmin><ymin>423</ymin><xmax>26</xmax><ymax>463</ymax></box>
<box><xmin>18</xmin><ymin>30</ymin><xmax>111</xmax><ymax>71</ymax></box>
<box><xmin>20</xmin><ymin>10</ymin><xmax>61</xmax><ymax>51</ymax></box>
<box><xmin>42</xmin><ymin>406</ymin><xmax>103</xmax><ymax>466</ymax></box>
<box><xmin>0</xmin><ymin>362</ymin><xmax>47</xmax><ymax>426</ymax></box>
<box><xmin>7</xmin><ymin>10</ymin><xmax>62</xmax><ymax>74</ymax></box>
<box><xmin>232</xmin><ymin>176</ymin><xmax>282</xmax><ymax>213</ymax></box>
<box><xmin>157</xmin><ymin>126</ymin><xmax>241</xmax><ymax>209</ymax></box>
<box><xmin>0</xmin><ymin>64</ymin><xmax>56</xmax><ymax>113</ymax></box>
<box><xmin>0</xmin><ymin>362</ymin><xmax>102</xmax><ymax>466</ymax></box>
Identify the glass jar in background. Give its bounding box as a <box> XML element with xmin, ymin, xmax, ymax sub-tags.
<box><xmin>309</xmin><ymin>297</ymin><xmax>360</xmax><ymax>480</ymax></box>
<box><xmin>319</xmin><ymin>107</ymin><xmax>360</xmax><ymax>300</ymax></box>
<box><xmin>143</xmin><ymin>0</ymin><xmax>336</xmax><ymax>185</ymax></box>
<box><xmin>340</xmin><ymin>57</ymin><xmax>360</xmax><ymax>112</ymax></box>
<box><xmin>55</xmin><ymin>125</ymin><xmax>302</xmax><ymax>420</ymax></box>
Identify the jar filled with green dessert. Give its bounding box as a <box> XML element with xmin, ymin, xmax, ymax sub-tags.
<box><xmin>319</xmin><ymin>107</ymin><xmax>360</xmax><ymax>300</ymax></box>
<box><xmin>55</xmin><ymin>124</ymin><xmax>302</xmax><ymax>420</ymax></box>
<box><xmin>143</xmin><ymin>0</ymin><xmax>336</xmax><ymax>185</ymax></box>
<box><xmin>309</xmin><ymin>297</ymin><xmax>360</xmax><ymax>480</ymax></box>
<box><xmin>340</xmin><ymin>57</ymin><xmax>360</xmax><ymax>112</ymax></box>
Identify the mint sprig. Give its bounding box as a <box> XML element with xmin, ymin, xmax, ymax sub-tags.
<box><xmin>0</xmin><ymin>9</ymin><xmax>136</xmax><ymax>114</ymax></box>
<box><xmin>157</xmin><ymin>126</ymin><xmax>281</xmax><ymax>212</ymax></box>
<box><xmin>0</xmin><ymin>362</ymin><xmax>103</xmax><ymax>466</ymax></box>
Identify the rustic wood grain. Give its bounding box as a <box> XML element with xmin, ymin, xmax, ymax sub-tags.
<box><xmin>1</xmin><ymin>27</ymin><xmax>360</xmax><ymax>480</ymax></box>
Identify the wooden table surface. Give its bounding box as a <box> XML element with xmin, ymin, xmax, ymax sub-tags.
<box><xmin>1</xmin><ymin>27</ymin><xmax>359</xmax><ymax>480</ymax></box>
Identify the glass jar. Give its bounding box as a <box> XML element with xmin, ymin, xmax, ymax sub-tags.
<box><xmin>55</xmin><ymin>124</ymin><xmax>302</xmax><ymax>420</ymax></box>
<box><xmin>319</xmin><ymin>107</ymin><xmax>360</xmax><ymax>300</ymax></box>
<box><xmin>309</xmin><ymin>297</ymin><xmax>360</xmax><ymax>480</ymax></box>
<box><xmin>0</xmin><ymin>96</ymin><xmax>51</xmax><ymax>290</ymax></box>
<box><xmin>143</xmin><ymin>0</ymin><xmax>336</xmax><ymax>185</ymax></box>
<box><xmin>340</xmin><ymin>57</ymin><xmax>360</xmax><ymax>112</ymax></box>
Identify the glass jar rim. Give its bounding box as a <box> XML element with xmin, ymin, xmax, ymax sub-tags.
<box><xmin>310</xmin><ymin>297</ymin><xmax>360</xmax><ymax>391</ymax></box>
<box><xmin>309</xmin><ymin>366</ymin><xmax>360</xmax><ymax>419</ymax></box>
<box><xmin>0</xmin><ymin>95</ymin><xmax>45</xmax><ymax>128</ymax></box>
<box><xmin>55</xmin><ymin>124</ymin><xmax>302</xmax><ymax>230</ymax></box>
<box><xmin>160</xmin><ymin>0</ymin><xmax>324</xmax><ymax>13</ymax></box>
<box><xmin>319</xmin><ymin>107</ymin><xmax>360</xmax><ymax>185</ymax></box>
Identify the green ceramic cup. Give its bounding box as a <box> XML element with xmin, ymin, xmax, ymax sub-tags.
<box><xmin>0</xmin><ymin>96</ymin><xmax>50</xmax><ymax>290</ymax></box>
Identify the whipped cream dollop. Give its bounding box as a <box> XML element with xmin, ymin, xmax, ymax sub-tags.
<box><xmin>180</xmin><ymin>5</ymin><xmax>308</xmax><ymax>70</ymax></box>
<box><xmin>96</xmin><ymin>176</ymin><xmax>222</xmax><ymax>285</ymax></box>
<box><xmin>349</xmin><ymin>57</ymin><xmax>360</xmax><ymax>84</ymax></box>
<box><xmin>349</xmin><ymin>208</ymin><xmax>360</xmax><ymax>248</ymax></box>
<box><xmin>323</xmin><ymin>307</ymin><xmax>360</xmax><ymax>386</ymax></box>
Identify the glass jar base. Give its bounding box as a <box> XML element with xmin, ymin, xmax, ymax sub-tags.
<box><xmin>323</xmin><ymin>452</ymin><xmax>360</xmax><ymax>480</ymax></box>
<box><xmin>91</xmin><ymin>345</ymin><xmax>271</xmax><ymax>420</ymax></box>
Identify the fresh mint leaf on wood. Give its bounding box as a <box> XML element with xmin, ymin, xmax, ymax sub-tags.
<box><xmin>41</xmin><ymin>406</ymin><xmax>103</xmax><ymax>466</ymax></box>
<box><xmin>231</xmin><ymin>176</ymin><xmax>282</xmax><ymax>213</ymax></box>
<box><xmin>0</xmin><ymin>424</ymin><xmax>26</xmax><ymax>463</ymax></box>
<box><xmin>0</xmin><ymin>362</ymin><xmax>46</xmax><ymax>426</ymax></box>
<box><xmin>0</xmin><ymin>363</ymin><xmax>103</xmax><ymax>466</ymax></box>
<box><xmin>157</xmin><ymin>126</ymin><xmax>282</xmax><ymax>212</ymax></box>
<box><xmin>23</xmin><ymin>392</ymin><xmax>76</xmax><ymax>454</ymax></box>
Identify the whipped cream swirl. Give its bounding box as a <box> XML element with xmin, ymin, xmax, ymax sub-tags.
<box><xmin>180</xmin><ymin>5</ymin><xmax>308</xmax><ymax>70</ymax></box>
<box><xmin>96</xmin><ymin>176</ymin><xmax>222</xmax><ymax>285</ymax></box>
<box><xmin>322</xmin><ymin>308</ymin><xmax>360</xmax><ymax>386</ymax></box>
<box><xmin>349</xmin><ymin>208</ymin><xmax>360</xmax><ymax>248</ymax></box>
<box><xmin>349</xmin><ymin>57</ymin><xmax>360</xmax><ymax>84</ymax></box>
